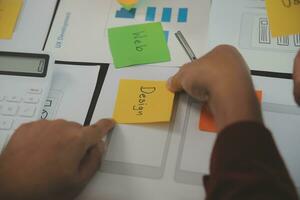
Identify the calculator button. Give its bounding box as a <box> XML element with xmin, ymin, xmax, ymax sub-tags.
<box><xmin>2</xmin><ymin>104</ymin><xmax>18</xmax><ymax>116</ymax></box>
<box><xmin>0</xmin><ymin>103</ymin><xmax>3</xmax><ymax>113</ymax></box>
<box><xmin>24</xmin><ymin>96</ymin><xmax>40</xmax><ymax>104</ymax></box>
<box><xmin>0</xmin><ymin>118</ymin><xmax>13</xmax><ymax>130</ymax></box>
<box><xmin>19</xmin><ymin>105</ymin><xmax>36</xmax><ymax>118</ymax></box>
<box><xmin>6</xmin><ymin>96</ymin><xmax>22</xmax><ymax>103</ymax></box>
<box><xmin>27</xmin><ymin>88</ymin><xmax>43</xmax><ymax>94</ymax></box>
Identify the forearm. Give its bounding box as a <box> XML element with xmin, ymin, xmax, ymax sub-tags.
<box><xmin>204</xmin><ymin>121</ymin><xmax>299</xmax><ymax>200</ymax></box>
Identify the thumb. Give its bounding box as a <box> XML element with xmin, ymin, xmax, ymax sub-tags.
<box><xmin>167</xmin><ymin>71</ymin><xmax>184</xmax><ymax>93</ymax></box>
<box><xmin>293</xmin><ymin>50</ymin><xmax>300</xmax><ymax>105</ymax></box>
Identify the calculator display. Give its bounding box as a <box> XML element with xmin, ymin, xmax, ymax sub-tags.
<box><xmin>0</xmin><ymin>53</ymin><xmax>49</xmax><ymax>77</ymax></box>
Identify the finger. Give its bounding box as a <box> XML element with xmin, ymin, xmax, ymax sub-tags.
<box><xmin>51</xmin><ymin>119</ymin><xmax>82</xmax><ymax>130</ymax></box>
<box><xmin>81</xmin><ymin>119</ymin><xmax>115</xmax><ymax>148</ymax></box>
<box><xmin>78</xmin><ymin>142</ymin><xmax>106</xmax><ymax>184</ymax></box>
<box><xmin>293</xmin><ymin>50</ymin><xmax>300</xmax><ymax>105</ymax></box>
<box><xmin>167</xmin><ymin>70</ymin><xmax>185</xmax><ymax>93</ymax></box>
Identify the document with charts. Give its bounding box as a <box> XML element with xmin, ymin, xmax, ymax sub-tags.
<box><xmin>208</xmin><ymin>0</ymin><xmax>299</xmax><ymax>74</ymax></box>
<box><xmin>0</xmin><ymin>0</ymin><xmax>57</xmax><ymax>51</ymax></box>
<box><xmin>45</xmin><ymin>0</ymin><xmax>210</xmax><ymax>66</ymax></box>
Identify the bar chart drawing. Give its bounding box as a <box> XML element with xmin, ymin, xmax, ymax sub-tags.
<box><xmin>145</xmin><ymin>7</ymin><xmax>156</xmax><ymax>21</ymax></box>
<box><xmin>110</xmin><ymin>3</ymin><xmax>190</xmax><ymax>45</ymax></box>
<box><xmin>115</xmin><ymin>8</ymin><xmax>136</xmax><ymax>18</ymax></box>
<box><xmin>161</xmin><ymin>8</ymin><xmax>172</xmax><ymax>22</ymax></box>
<box><xmin>114</xmin><ymin>6</ymin><xmax>189</xmax><ymax>23</ymax></box>
<box><xmin>177</xmin><ymin>8</ymin><xmax>188</xmax><ymax>23</ymax></box>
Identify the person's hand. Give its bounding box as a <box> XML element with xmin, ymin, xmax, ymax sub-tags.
<box><xmin>168</xmin><ymin>45</ymin><xmax>262</xmax><ymax>131</ymax></box>
<box><xmin>0</xmin><ymin>119</ymin><xmax>115</xmax><ymax>200</ymax></box>
<box><xmin>293</xmin><ymin>50</ymin><xmax>300</xmax><ymax>105</ymax></box>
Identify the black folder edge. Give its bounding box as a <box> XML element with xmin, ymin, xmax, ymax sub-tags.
<box><xmin>54</xmin><ymin>61</ymin><xmax>109</xmax><ymax>126</ymax></box>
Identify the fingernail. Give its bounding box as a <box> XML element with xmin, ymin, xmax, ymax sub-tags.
<box><xmin>167</xmin><ymin>77</ymin><xmax>173</xmax><ymax>90</ymax></box>
<box><xmin>101</xmin><ymin>118</ymin><xmax>116</xmax><ymax>127</ymax></box>
<box><xmin>167</xmin><ymin>76</ymin><xmax>172</xmax><ymax>85</ymax></box>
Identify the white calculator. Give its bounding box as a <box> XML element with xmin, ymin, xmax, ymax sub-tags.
<box><xmin>0</xmin><ymin>51</ymin><xmax>53</xmax><ymax>151</ymax></box>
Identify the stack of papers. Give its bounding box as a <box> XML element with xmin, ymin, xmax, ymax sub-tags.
<box><xmin>2</xmin><ymin>0</ymin><xmax>300</xmax><ymax>199</ymax></box>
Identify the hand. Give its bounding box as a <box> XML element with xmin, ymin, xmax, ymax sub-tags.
<box><xmin>293</xmin><ymin>50</ymin><xmax>300</xmax><ymax>105</ymax></box>
<box><xmin>0</xmin><ymin>119</ymin><xmax>115</xmax><ymax>200</ymax></box>
<box><xmin>168</xmin><ymin>45</ymin><xmax>262</xmax><ymax>131</ymax></box>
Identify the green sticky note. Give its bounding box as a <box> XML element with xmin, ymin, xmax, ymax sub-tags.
<box><xmin>108</xmin><ymin>22</ymin><xmax>171</xmax><ymax>68</ymax></box>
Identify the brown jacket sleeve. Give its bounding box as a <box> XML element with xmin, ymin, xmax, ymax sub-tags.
<box><xmin>203</xmin><ymin>121</ymin><xmax>299</xmax><ymax>200</ymax></box>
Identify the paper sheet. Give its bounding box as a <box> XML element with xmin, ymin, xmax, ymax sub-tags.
<box><xmin>0</xmin><ymin>0</ymin><xmax>23</xmax><ymax>39</ymax></box>
<box><xmin>91</xmin><ymin>65</ymin><xmax>178</xmax><ymax>178</ymax></box>
<box><xmin>81</xmin><ymin>74</ymin><xmax>300</xmax><ymax>199</ymax></box>
<box><xmin>177</xmin><ymin>76</ymin><xmax>300</xmax><ymax>190</ymax></box>
<box><xmin>108</xmin><ymin>22</ymin><xmax>170</xmax><ymax>68</ymax></box>
<box><xmin>113</xmin><ymin>79</ymin><xmax>174</xmax><ymax>123</ymax></box>
<box><xmin>45</xmin><ymin>0</ymin><xmax>210</xmax><ymax>66</ymax></box>
<box><xmin>208</xmin><ymin>0</ymin><xmax>298</xmax><ymax>74</ymax></box>
<box><xmin>41</xmin><ymin>64</ymin><xmax>100</xmax><ymax>125</ymax></box>
<box><xmin>265</xmin><ymin>0</ymin><xmax>300</xmax><ymax>37</ymax></box>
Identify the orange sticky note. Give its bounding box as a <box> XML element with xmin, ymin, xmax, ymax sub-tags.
<box><xmin>265</xmin><ymin>0</ymin><xmax>300</xmax><ymax>36</ymax></box>
<box><xmin>117</xmin><ymin>0</ymin><xmax>139</xmax><ymax>10</ymax></box>
<box><xmin>199</xmin><ymin>91</ymin><xmax>263</xmax><ymax>133</ymax></box>
<box><xmin>113</xmin><ymin>79</ymin><xmax>175</xmax><ymax>124</ymax></box>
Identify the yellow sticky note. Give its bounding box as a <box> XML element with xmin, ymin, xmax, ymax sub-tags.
<box><xmin>113</xmin><ymin>79</ymin><xmax>175</xmax><ymax>124</ymax></box>
<box><xmin>265</xmin><ymin>0</ymin><xmax>300</xmax><ymax>37</ymax></box>
<box><xmin>0</xmin><ymin>0</ymin><xmax>23</xmax><ymax>39</ymax></box>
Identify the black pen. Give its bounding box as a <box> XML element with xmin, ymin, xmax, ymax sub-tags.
<box><xmin>175</xmin><ymin>31</ymin><xmax>197</xmax><ymax>61</ymax></box>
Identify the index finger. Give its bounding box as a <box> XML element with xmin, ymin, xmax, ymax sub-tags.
<box><xmin>293</xmin><ymin>50</ymin><xmax>300</xmax><ymax>105</ymax></box>
<box><xmin>81</xmin><ymin>119</ymin><xmax>115</xmax><ymax>148</ymax></box>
